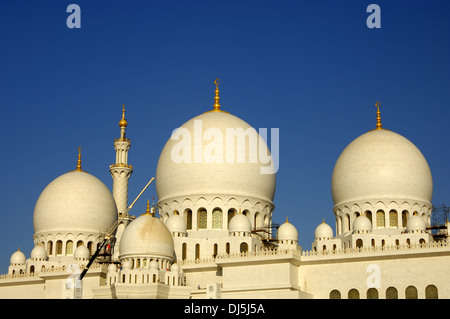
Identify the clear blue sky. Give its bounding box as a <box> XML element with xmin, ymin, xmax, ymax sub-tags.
<box><xmin>0</xmin><ymin>0</ymin><xmax>449</xmax><ymax>273</ymax></box>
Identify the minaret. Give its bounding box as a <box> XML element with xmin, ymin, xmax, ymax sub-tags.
<box><xmin>109</xmin><ymin>104</ymin><xmax>133</xmax><ymax>217</ymax></box>
<box><xmin>110</xmin><ymin>105</ymin><xmax>133</xmax><ymax>261</ymax></box>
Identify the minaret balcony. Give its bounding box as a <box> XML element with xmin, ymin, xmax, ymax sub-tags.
<box><xmin>109</xmin><ymin>163</ymin><xmax>133</xmax><ymax>170</ymax></box>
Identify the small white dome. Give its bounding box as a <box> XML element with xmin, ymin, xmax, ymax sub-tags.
<box><xmin>10</xmin><ymin>249</ymin><xmax>26</xmax><ymax>265</ymax></box>
<box><xmin>353</xmin><ymin>215</ymin><xmax>372</xmax><ymax>232</ymax></box>
<box><xmin>314</xmin><ymin>221</ymin><xmax>333</xmax><ymax>239</ymax></box>
<box><xmin>229</xmin><ymin>213</ymin><xmax>251</xmax><ymax>233</ymax></box>
<box><xmin>406</xmin><ymin>215</ymin><xmax>426</xmax><ymax>232</ymax></box>
<box><xmin>165</xmin><ymin>212</ymin><xmax>187</xmax><ymax>233</ymax></box>
<box><xmin>119</xmin><ymin>213</ymin><xmax>175</xmax><ymax>260</ymax></box>
<box><xmin>30</xmin><ymin>245</ymin><xmax>47</xmax><ymax>260</ymax></box>
<box><xmin>278</xmin><ymin>219</ymin><xmax>298</xmax><ymax>242</ymax></box>
<box><xmin>74</xmin><ymin>245</ymin><xmax>90</xmax><ymax>260</ymax></box>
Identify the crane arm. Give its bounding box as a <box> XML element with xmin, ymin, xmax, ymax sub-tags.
<box><xmin>78</xmin><ymin>177</ymin><xmax>155</xmax><ymax>281</ymax></box>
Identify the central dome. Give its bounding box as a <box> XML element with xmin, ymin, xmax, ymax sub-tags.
<box><xmin>156</xmin><ymin>111</ymin><xmax>276</xmax><ymax>203</ymax></box>
<box><xmin>331</xmin><ymin>128</ymin><xmax>433</xmax><ymax>206</ymax></box>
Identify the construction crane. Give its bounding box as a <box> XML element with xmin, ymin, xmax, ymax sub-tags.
<box><xmin>78</xmin><ymin>177</ymin><xmax>155</xmax><ymax>281</ymax></box>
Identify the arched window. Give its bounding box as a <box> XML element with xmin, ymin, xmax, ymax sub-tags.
<box><xmin>254</xmin><ymin>212</ymin><xmax>261</xmax><ymax>230</ymax></box>
<box><xmin>346</xmin><ymin>214</ymin><xmax>351</xmax><ymax>232</ymax></box>
<box><xmin>182</xmin><ymin>243</ymin><xmax>187</xmax><ymax>260</ymax></box>
<box><xmin>30</xmin><ymin>265</ymin><xmax>35</xmax><ymax>274</ymax></box>
<box><xmin>405</xmin><ymin>286</ymin><xmax>418</xmax><ymax>299</ymax></box>
<box><xmin>198</xmin><ymin>208</ymin><xmax>207</xmax><ymax>229</ymax></box>
<box><xmin>213</xmin><ymin>244</ymin><xmax>218</xmax><ymax>258</ymax></box>
<box><xmin>240</xmin><ymin>242</ymin><xmax>248</xmax><ymax>253</ymax></box>
<box><xmin>66</xmin><ymin>240</ymin><xmax>73</xmax><ymax>255</ymax></box>
<box><xmin>386</xmin><ymin>287</ymin><xmax>398</xmax><ymax>299</ymax></box>
<box><xmin>356</xmin><ymin>239</ymin><xmax>363</xmax><ymax>249</ymax></box>
<box><xmin>227</xmin><ymin>209</ymin><xmax>236</xmax><ymax>229</ymax></box>
<box><xmin>47</xmin><ymin>241</ymin><xmax>53</xmax><ymax>256</ymax></box>
<box><xmin>185</xmin><ymin>209</ymin><xmax>193</xmax><ymax>230</ymax></box>
<box><xmin>371</xmin><ymin>239</ymin><xmax>375</xmax><ymax>247</ymax></box>
<box><xmin>195</xmin><ymin>244</ymin><xmax>200</xmax><ymax>260</ymax></box>
<box><xmin>77</xmin><ymin>240</ymin><xmax>83</xmax><ymax>247</ymax></box>
<box><xmin>226</xmin><ymin>242</ymin><xmax>230</xmax><ymax>254</ymax></box>
<box><xmin>56</xmin><ymin>240</ymin><xmax>63</xmax><ymax>255</ymax></box>
<box><xmin>367</xmin><ymin>288</ymin><xmax>379</xmax><ymax>299</ymax></box>
<box><xmin>389</xmin><ymin>210</ymin><xmax>398</xmax><ymax>228</ymax></box>
<box><xmin>365</xmin><ymin>211</ymin><xmax>373</xmax><ymax>225</ymax></box>
<box><xmin>425</xmin><ymin>285</ymin><xmax>438</xmax><ymax>299</ymax></box>
<box><xmin>329</xmin><ymin>290</ymin><xmax>341</xmax><ymax>299</ymax></box>
<box><xmin>87</xmin><ymin>241</ymin><xmax>93</xmax><ymax>254</ymax></box>
<box><xmin>376</xmin><ymin>210</ymin><xmax>385</xmax><ymax>228</ymax></box>
<box><xmin>402</xmin><ymin>210</ymin><xmax>408</xmax><ymax>228</ymax></box>
<box><xmin>212</xmin><ymin>208</ymin><xmax>222</xmax><ymax>229</ymax></box>
<box><xmin>153</xmin><ymin>274</ymin><xmax>156</xmax><ymax>283</ymax></box>
<box><xmin>348</xmin><ymin>289</ymin><xmax>359</xmax><ymax>299</ymax></box>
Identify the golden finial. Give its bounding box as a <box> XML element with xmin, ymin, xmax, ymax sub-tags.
<box><xmin>76</xmin><ymin>146</ymin><xmax>83</xmax><ymax>171</ymax></box>
<box><xmin>204</xmin><ymin>79</ymin><xmax>229</xmax><ymax>114</ymax></box>
<box><xmin>375</xmin><ymin>101</ymin><xmax>382</xmax><ymax>130</ymax></box>
<box><xmin>119</xmin><ymin>104</ymin><xmax>128</xmax><ymax>128</ymax></box>
<box><xmin>286</xmin><ymin>217</ymin><xmax>289</xmax><ymax>223</ymax></box>
<box><xmin>322</xmin><ymin>218</ymin><xmax>325</xmax><ymax>224</ymax></box>
<box><xmin>213</xmin><ymin>78</ymin><xmax>221</xmax><ymax>111</ymax></box>
<box><xmin>142</xmin><ymin>200</ymin><xmax>151</xmax><ymax>216</ymax></box>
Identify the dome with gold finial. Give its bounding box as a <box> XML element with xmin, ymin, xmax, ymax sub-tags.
<box><xmin>33</xmin><ymin>147</ymin><xmax>117</xmax><ymax>238</ymax></box>
<box><xmin>155</xmin><ymin>79</ymin><xmax>276</xmax><ymax>222</ymax></box>
<box><xmin>331</xmin><ymin>102</ymin><xmax>433</xmax><ymax>211</ymax></box>
<box><xmin>278</xmin><ymin>217</ymin><xmax>298</xmax><ymax>242</ymax></box>
<box><xmin>119</xmin><ymin>200</ymin><xmax>175</xmax><ymax>261</ymax></box>
<box><xmin>314</xmin><ymin>219</ymin><xmax>333</xmax><ymax>240</ymax></box>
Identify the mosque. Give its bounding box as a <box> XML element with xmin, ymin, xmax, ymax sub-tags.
<box><xmin>0</xmin><ymin>80</ymin><xmax>449</xmax><ymax>299</ymax></box>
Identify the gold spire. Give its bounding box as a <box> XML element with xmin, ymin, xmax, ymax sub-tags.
<box><xmin>204</xmin><ymin>78</ymin><xmax>229</xmax><ymax>114</ymax></box>
<box><xmin>119</xmin><ymin>104</ymin><xmax>128</xmax><ymax>128</ymax></box>
<box><xmin>76</xmin><ymin>146</ymin><xmax>83</xmax><ymax>171</ymax></box>
<box><xmin>213</xmin><ymin>78</ymin><xmax>221</xmax><ymax>111</ymax></box>
<box><xmin>375</xmin><ymin>101</ymin><xmax>382</xmax><ymax>130</ymax></box>
<box><xmin>142</xmin><ymin>200</ymin><xmax>151</xmax><ymax>216</ymax></box>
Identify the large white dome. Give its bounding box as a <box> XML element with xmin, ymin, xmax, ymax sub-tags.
<box><xmin>331</xmin><ymin>129</ymin><xmax>433</xmax><ymax>207</ymax></box>
<box><xmin>155</xmin><ymin>111</ymin><xmax>276</xmax><ymax>203</ymax></box>
<box><xmin>33</xmin><ymin>171</ymin><xmax>118</xmax><ymax>236</ymax></box>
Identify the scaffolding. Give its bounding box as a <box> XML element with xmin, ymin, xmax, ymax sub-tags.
<box><xmin>251</xmin><ymin>222</ymin><xmax>280</xmax><ymax>248</ymax></box>
<box><xmin>427</xmin><ymin>204</ymin><xmax>449</xmax><ymax>241</ymax></box>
